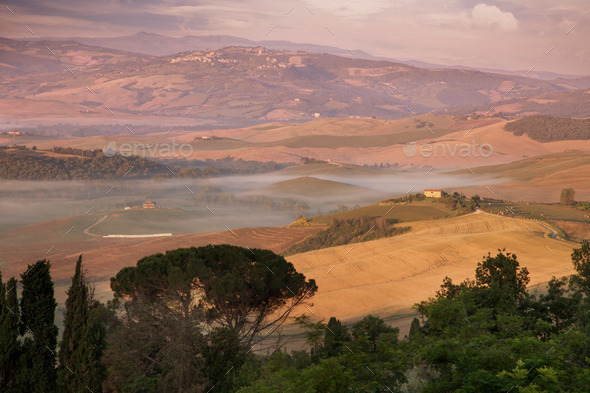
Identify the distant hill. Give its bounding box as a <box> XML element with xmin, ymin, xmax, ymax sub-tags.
<box><xmin>0</xmin><ymin>37</ymin><xmax>571</xmax><ymax>126</ymax></box>
<box><xmin>443</xmin><ymin>88</ymin><xmax>590</xmax><ymax>118</ymax></box>
<box><xmin>263</xmin><ymin>177</ymin><xmax>374</xmax><ymax>198</ymax></box>
<box><xmin>452</xmin><ymin>150</ymin><xmax>590</xmax><ymax>182</ymax></box>
<box><xmin>277</xmin><ymin>162</ymin><xmax>383</xmax><ymax>177</ymax></box>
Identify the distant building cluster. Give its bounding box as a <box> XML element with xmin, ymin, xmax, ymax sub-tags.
<box><xmin>124</xmin><ymin>201</ymin><xmax>157</xmax><ymax>210</ymax></box>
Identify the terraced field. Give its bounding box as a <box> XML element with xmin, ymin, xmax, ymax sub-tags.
<box><xmin>287</xmin><ymin>212</ymin><xmax>576</xmax><ymax>322</ymax></box>
<box><xmin>0</xmin><ymin>224</ymin><xmax>325</xmax><ymax>307</ymax></box>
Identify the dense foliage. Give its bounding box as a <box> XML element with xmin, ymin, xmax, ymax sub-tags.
<box><xmin>284</xmin><ymin>216</ymin><xmax>410</xmax><ymax>255</ymax></box>
<box><xmin>3</xmin><ymin>242</ymin><xmax>590</xmax><ymax>392</ymax></box>
<box><xmin>505</xmin><ymin>115</ymin><xmax>590</xmax><ymax>142</ymax></box>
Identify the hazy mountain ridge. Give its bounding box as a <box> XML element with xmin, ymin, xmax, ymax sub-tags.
<box><xmin>19</xmin><ymin>32</ymin><xmax>588</xmax><ymax>81</ymax></box>
<box><xmin>0</xmin><ymin>36</ymin><xmax>576</xmax><ymax>126</ymax></box>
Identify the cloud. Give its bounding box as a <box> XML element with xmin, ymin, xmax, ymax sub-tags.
<box><xmin>471</xmin><ymin>3</ymin><xmax>518</xmax><ymax>32</ymax></box>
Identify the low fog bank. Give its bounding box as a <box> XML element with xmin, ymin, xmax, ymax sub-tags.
<box><xmin>0</xmin><ymin>169</ymin><xmax>503</xmax><ymax>235</ymax></box>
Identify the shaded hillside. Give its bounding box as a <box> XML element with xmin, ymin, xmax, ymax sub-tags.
<box><xmin>0</xmin><ymin>37</ymin><xmax>143</xmax><ymax>76</ymax></box>
<box><xmin>505</xmin><ymin>115</ymin><xmax>590</xmax><ymax>142</ymax></box>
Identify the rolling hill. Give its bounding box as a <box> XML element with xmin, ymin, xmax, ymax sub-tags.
<box><xmin>262</xmin><ymin>176</ymin><xmax>377</xmax><ymax>199</ymax></box>
<box><xmin>450</xmin><ymin>151</ymin><xmax>590</xmax><ymax>202</ymax></box>
<box><xmin>287</xmin><ymin>212</ymin><xmax>576</xmax><ymax>321</ymax></box>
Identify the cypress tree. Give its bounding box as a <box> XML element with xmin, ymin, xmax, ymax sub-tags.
<box><xmin>18</xmin><ymin>259</ymin><xmax>58</xmax><ymax>393</ymax></box>
<box><xmin>58</xmin><ymin>256</ymin><xmax>106</xmax><ymax>393</ymax></box>
<box><xmin>0</xmin><ymin>275</ymin><xmax>22</xmax><ymax>392</ymax></box>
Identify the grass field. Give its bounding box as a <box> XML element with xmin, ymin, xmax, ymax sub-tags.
<box><xmin>0</xmin><ymin>225</ymin><xmax>325</xmax><ymax>306</ymax></box>
<box><xmin>307</xmin><ymin>200</ymin><xmax>459</xmax><ymax>225</ymax></box>
<box><xmin>453</xmin><ymin>151</ymin><xmax>590</xmax><ymax>181</ymax></box>
<box><xmin>88</xmin><ymin>208</ymin><xmax>197</xmax><ymax>235</ymax></box>
<box><xmin>287</xmin><ymin>212</ymin><xmax>577</xmax><ymax>322</ymax></box>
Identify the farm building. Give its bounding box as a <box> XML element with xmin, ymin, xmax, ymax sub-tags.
<box><xmin>424</xmin><ymin>189</ymin><xmax>444</xmax><ymax>198</ymax></box>
<box><xmin>143</xmin><ymin>201</ymin><xmax>156</xmax><ymax>209</ymax></box>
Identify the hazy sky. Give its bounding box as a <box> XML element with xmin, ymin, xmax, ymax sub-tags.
<box><xmin>1</xmin><ymin>0</ymin><xmax>589</xmax><ymax>75</ymax></box>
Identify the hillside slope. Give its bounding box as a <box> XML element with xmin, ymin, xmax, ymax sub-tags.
<box><xmin>287</xmin><ymin>212</ymin><xmax>575</xmax><ymax>320</ymax></box>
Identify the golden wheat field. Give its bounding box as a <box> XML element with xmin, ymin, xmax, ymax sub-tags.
<box><xmin>287</xmin><ymin>212</ymin><xmax>577</xmax><ymax>322</ymax></box>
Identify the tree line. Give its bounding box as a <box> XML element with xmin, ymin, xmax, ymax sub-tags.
<box><xmin>2</xmin><ymin>242</ymin><xmax>590</xmax><ymax>392</ymax></box>
<box><xmin>0</xmin><ymin>147</ymin><xmax>288</xmax><ymax>180</ymax></box>
<box><xmin>284</xmin><ymin>216</ymin><xmax>410</xmax><ymax>255</ymax></box>
<box><xmin>505</xmin><ymin>115</ymin><xmax>590</xmax><ymax>142</ymax></box>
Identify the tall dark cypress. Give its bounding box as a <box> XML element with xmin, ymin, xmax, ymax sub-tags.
<box><xmin>0</xmin><ymin>276</ymin><xmax>22</xmax><ymax>393</ymax></box>
<box><xmin>19</xmin><ymin>259</ymin><xmax>58</xmax><ymax>393</ymax></box>
<box><xmin>58</xmin><ymin>256</ymin><xmax>106</xmax><ymax>393</ymax></box>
